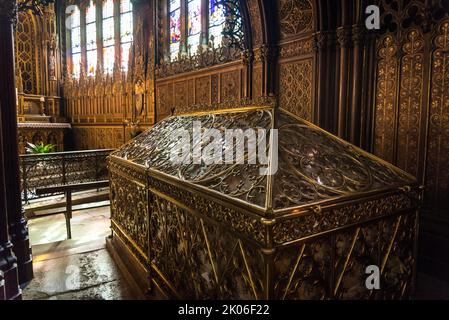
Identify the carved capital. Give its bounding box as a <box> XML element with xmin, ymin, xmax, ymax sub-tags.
<box><xmin>241</xmin><ymin>49</ymin><xmax>253</xmax><ymax>66</ymax></box>
<box><xmin>336</xmin><ymin>27</ymin><xmax>352</xmax><ymax>48</ymax></box>
<box><xmin>0</xmin><ymin>0</ymin><xmax>17</xmax><ymax>24</ymax></box>
<box><xmin>313</xmin><ymin>32</ymin><xmax>328</xmax><ymax>51</ymax></box>
<box><xmin>258</xmin><ymin>45</ymin><xmax>277</xmax><ymax>64</ymax></box>
<box><xmin>352</xmin><ymin>25</ymin><xmax>366</xmax><ymax>46</ymax></box>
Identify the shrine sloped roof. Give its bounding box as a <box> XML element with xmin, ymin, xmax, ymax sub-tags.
<box><xmin>111</xmin><ymin>107</ymin><xmax>416</xmax><ymax>213</ymax></box>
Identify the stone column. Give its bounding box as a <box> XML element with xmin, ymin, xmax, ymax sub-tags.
<box><xmin>0</xmin><ymin>105</ymin><xmax>20</xmax><ymax>300</ymax></box>
<box><xmin>0</xmin><ymin>0</ymin><xmax>33</xmax><ymax>286</ymax></box>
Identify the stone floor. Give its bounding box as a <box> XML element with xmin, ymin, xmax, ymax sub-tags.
<box><xmin>27</xmin><ymin>204</ymin><xmax>111</xmax><ymax>246</ymax></box>
<box><xmin>23</xmin><ymin>205</ymin><xmax>139</xmax><ymax>300</ymax></box>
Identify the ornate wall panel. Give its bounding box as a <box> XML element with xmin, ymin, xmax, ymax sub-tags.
<box><xmin>373</xmin><ymin>35</ymin><xmax>399</xmax><ymax>164</ymax></box>
<box><xmin>155</xmin><ymin>62</ymin><xmax>246</xmax><ymax>120</ymax></box>
<box><xmin>195</xmin><ymin>76</ymin><xmax>211</xmax><ymax>105</ymax></box>
<box><xmin>173</xmin><ymin>81</ymin><xmax>188</xmax><ymax>109</ymax></box>
<box><xmin>278</xmin><ymin>0</ymin><xmax>313</xmax><ymax>39</ymax></box>
<box><xmin>276</xmin><ymin>1</ymin><xmax>315</xmax><ymax>123</ymax></box>
<box><xmin>372</xmin><ymin>0</ymin><xmax>449</xmax><ymax>280</ymax></box>
<box><xmin>17</xmin><ymin>125</ymin><xmax>69</xmax><ymax>154</ymax></box>
<box><xmin>278</xmin><ymin>58</ymin><xmax>313</xmax><ymax>121</ymax></box>
<box><xmin>397</xmin><ymin>29</ymin><xmax>425</xmax><ymax>177</ymax></box>
<box><xmin>220</xmin><ymin>70</ymin><xmax>241</xmax><ymax>102</ymax></box>
<box><xmin>72</xmin><ymin>126</ymin><xmax>127</xmax><ymax>150</ymax></box>
<box><xmin>426</xmin><ymin>20</ymin><xmax>449</xmax><ymax>209</ymax></box>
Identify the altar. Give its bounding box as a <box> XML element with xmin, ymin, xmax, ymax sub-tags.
<box><xmin>107</xmin><ymin>106</ymin><xmax>420</xmax><ymax>300</ymax></box>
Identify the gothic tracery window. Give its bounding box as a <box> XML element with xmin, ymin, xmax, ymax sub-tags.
<box><xmin>165</xmin><ymin>0</ymin><xmax>244</xmax><ymax>61</ymax></box>
<box><xmin>68</xmin><ymin>0</ymin><xmax>134</xmax><ymax>78</ymax></box>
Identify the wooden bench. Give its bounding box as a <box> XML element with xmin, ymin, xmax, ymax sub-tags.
<box><xmin>36</xmin><ymin>180</ymin><xmax>109</xmax><ymax>239</ymax></box>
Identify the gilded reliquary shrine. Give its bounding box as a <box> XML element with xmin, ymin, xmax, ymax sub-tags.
<box><xmin>1</xmin><ymin>0</ymin><xmax>449</xmax><ymax>302</ymax></box>
<box><xmin>108</xmin><ymin>106</ymin><xmax>420</xmax><ymax>299</ymax></box>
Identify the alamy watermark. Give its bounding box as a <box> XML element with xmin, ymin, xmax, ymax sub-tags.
<box><xmin>169</xmin><ymin>121</ymin><xmax>278</xmax><ymax>176</ymax></box>
<box><xmin>365</xmin><ymin>5</ymin><xmax>380</xmax><ymax>30</ymax></box>
<box><xmin>365</xmin><ymin>265</ymin><xmax>381</xmax><ymax>290</ymax></box>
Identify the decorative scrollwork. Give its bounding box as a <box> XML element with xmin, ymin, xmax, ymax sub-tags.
<box><xmin>156</xmin><ymin>44</ymin><xmax>244</xmax><ymax>78</ymax></box>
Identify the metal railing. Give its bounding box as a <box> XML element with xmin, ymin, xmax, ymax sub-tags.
<box><xmin>20</xmin><ymin>149</ymin><xmax>113</xmax><ymax>203</ymax></box>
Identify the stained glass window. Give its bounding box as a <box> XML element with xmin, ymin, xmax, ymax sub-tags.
<box><xmin>208</xmin><ymin>0</ymin><xmax>226</xmax><ymax>45</ymax></box>
<box><xmin>164</xmin><ymin>0</ymin><xmax>244</xmax><ymax>62</ymax></box>
<box><xmin>86</xmin><ymin>0</ymin><xmax>97</xmax><ymax>77</ymax></box>
<box><xmin>169</xmin><ymin>0</ymin><xmax>181</xmax><ymax>60</ymax></box>
<box><xmin>120</xmin><ymin>0</ymin><xmax>133</xmax><ymax>71</ymax></box>
<box><xmin>70</xmin><ymin>5</ymin><xmax>81</xmax><ymax>78</ymax></box>
<box><xmin>187</xmin><ymin>0</ymin><xmax>201</xmax><ymax>54</ymax></box>
<box><xmin>208</xmin><ymin>0</ymin><xmax>244</xmax><ymax>49</ymax></box>
<box><xmin>103</xmin><ymin>0</ymin><xmax>115</xmax><ymax>74</ymax></box>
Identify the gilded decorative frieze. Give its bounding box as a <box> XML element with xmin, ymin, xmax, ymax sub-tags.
<box><xmin>272</xmin><ymin>193</ymin><xmax>415</xmax><ymax>245</ymax></box>
<box><xmin>156</xmin><ymin>46</ymin><xmax>243</xmax><ymax>78</ymax></box>
<box><xmin>278</xmin><ymin>38</ymin><xmax>314</xmax><ymax>59</ymax></box>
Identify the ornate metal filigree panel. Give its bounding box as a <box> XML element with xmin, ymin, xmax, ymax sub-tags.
<box><xmin>148</xmin><ymin>193</ymin><xmax>264</xmax><ymax>299</ymax></box>
<box><xmin>110</xmin><ymin>170</ymin><xmax>149</xmax><ymax>257</ymax></box>
<box><xmin>20</xmin><ymin>149</ymin><xmax>111</xmax><ymax>202</ymax></box>
<box><xmin>273</xmin><ymin>211</ymin><xmax>417</xmax><ymax>300</ymax></box>
<box><xmin>274</xmin><ymin>238</ymin><xmax>331</xmax><ymax>299</ymax></box>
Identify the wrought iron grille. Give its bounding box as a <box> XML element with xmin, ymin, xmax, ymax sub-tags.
<box><xmin>20</xmin><ymin>149</ymin><xmax>113</xmax><ymax>203</ymax></box>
